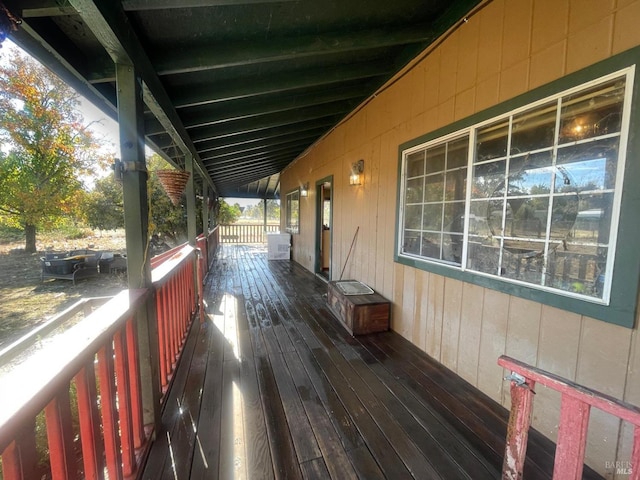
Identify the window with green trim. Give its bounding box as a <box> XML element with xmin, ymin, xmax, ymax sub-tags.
<box><xmin>399</xmin><ymin>70</ymin><xmax>632</xmax><ymax>304</ymax></box>
<box><xmin>285</xmin><ymin>189</ymin><xmax>300</xmax><ymax>234</ymax></box>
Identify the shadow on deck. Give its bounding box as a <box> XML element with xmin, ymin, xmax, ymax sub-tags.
<box><xmin>139</xmin><ymin>244</ymin><xmax>600</xmax><ymax>480</ymax></box>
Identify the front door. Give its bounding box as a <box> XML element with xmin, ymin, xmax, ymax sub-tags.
<box><xmin>315</xmin><ymin>176</ymin><xmax>333</xmax><ymax>280</ymax></box>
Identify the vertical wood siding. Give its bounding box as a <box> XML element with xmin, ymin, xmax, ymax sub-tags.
<box><xmin>280</xmin><ymin>0</ymin><xmax>640</xmax><ymax>475</ymax></box>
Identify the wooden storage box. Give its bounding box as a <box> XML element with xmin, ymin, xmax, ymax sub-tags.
<box><xmin>327</xmin><ymin>280</ymin><xmax>390</xmax><ymax>335</ymax></box>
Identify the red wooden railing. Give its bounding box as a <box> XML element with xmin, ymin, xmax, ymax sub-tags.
<box><xmin>0</xmin><ymin>289</ymin><xmax>149</xmax><ymax>480</ymax></box>
<box><xmin>151</xmin><ymin>244</ymin><xmax>198</xmax><ymax>394</ymax></box>
<box><xmin>0</xmin><ymin>228</ymin><xmax>217</xmax><ymax>479</ymax></box>
<box><xmin>499</xmin><ymin>355</ymin><xmax>640</xmax><ymax>479</ymax></box>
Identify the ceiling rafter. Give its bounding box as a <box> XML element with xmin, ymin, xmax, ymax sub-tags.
<box><xmin>199</xmin><ymin>130</ymin><xmax>324</xmax><ymax>159</ymax></box>
<box><xmin>122</xmin><ymin>0</ymin><xmax>297</xmax><ymax>10</ymax></box>
<box><xmin>187</xmin><ymin>104</ymin><xmax>352</xmax><ymax>143</ymax></box>
<box><xmin>144</xmin><ymin>84</ymin><xmax>365</xmax><ymax>135</ymax></box>
<box><xmin>202</xmin><ymin>143</ymin><xmax>310</xmax><ymax>168</ymax></box>
<box><xmin>152</xmin><ymin>23</ymin><xmax>441</xmax><ymax>76</ymax></box>
<box><xmin>194</xmin><ymin>121</ymin><xmax>336</xmax><ymax>152</ymax></box>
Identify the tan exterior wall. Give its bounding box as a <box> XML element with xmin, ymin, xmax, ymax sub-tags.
<box><xmin>280</xmin><ymin>0</ymin><xmax>640</xmax><ymax>476</ymax></box>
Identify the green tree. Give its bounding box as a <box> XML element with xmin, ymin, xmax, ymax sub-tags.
<box><xmin>83</xmin><ymin>174</ymin><xmax>124</xmax><ymax>231</ymax></box>
<box><xmin>217</xmin><ymin>199</ymin><xmax>242</xmax><ymax>224</ymax></box>
<box><xmin>0</xmin><ymin>51</ymin><xmax>106</xmax><ymax>252</ymax></box>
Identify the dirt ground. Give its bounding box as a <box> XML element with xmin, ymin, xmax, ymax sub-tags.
<box><xmin>0</xmin><ymin>230</ymin><xmax>128</xmax><ymax>349</ymax></box>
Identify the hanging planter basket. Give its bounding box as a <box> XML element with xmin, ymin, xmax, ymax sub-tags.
<box><xmin>156</xmin><ymin>169</ymin><xmax>190</xmax><ymax>206</ymax></box>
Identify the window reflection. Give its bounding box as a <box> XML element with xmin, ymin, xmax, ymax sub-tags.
<box><xmin>400</xmin><ymin>73</ymin><xmax>628</xmax><ymax>301</ymax></box>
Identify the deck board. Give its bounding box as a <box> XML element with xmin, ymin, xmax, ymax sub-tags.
<box><xmin>139</xmin><ymin>244</ymin><xmax>600</xmax><ymax>480</ymax></box>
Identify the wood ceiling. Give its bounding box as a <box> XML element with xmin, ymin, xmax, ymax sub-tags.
<box><xmin>6</xmin><ymin>0</ymin><xmax>481</xmax><ymax>199</ymax></box>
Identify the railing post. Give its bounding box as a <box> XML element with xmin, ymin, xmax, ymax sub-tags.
<box><xmin>633</xmin><ymin>426</ymin><xmax>640</xmax><ymax>480</ymax></box>
<box><xmin>502</xmin><ymin>376</ymin><xmax>536</xmax><ymax>480</ymax></box>
<box><xmin>553</xmin><ymin>395</ymin><xmax>591</xmax><ymax>480</ymax></box>
<box><xmin>74</xmin><ymin>363</ymin><xmax>105</xmax><ymax>480</ymax></box>
<box><xmin>45</xmin><ymin>389</ymin><xmax>77</xmax><ymax>480</ymax></box>
<box><xmin>1</xmin><ymin>420</ymin><xmax>37</xmax><ymax>480</ymax></box>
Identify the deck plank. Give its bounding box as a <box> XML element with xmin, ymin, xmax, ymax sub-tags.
<box><xmin>141</xmin><ymin>244</ymin><xmax>603</xmax><ymax>480</ymax></box>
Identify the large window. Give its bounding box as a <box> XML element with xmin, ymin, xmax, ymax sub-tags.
<box><xmin>399</xmin><ymin>70</ymin><xmax>632</xmax><ymax>305</ymax></box>
<box><xmin>285</xmin><ymin>189</ymin><xmax>300</xmax><ymax>234</ymax></box>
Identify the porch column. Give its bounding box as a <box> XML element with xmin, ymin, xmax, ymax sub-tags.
<box><xmin>116</xmin><ymin>63</ymin><xmax>162</xmax><ymax>431</ymax></box>
<box><xmin>263</xmin><ymin>198</ymin><xmax>268</xmax><ymax>232</ymax></box>
<box><xmin>185</xmin><ymin>152</ymin><xmax>197</xmax><ymax>246</ymax></box>
<box><xmin>202</xmin><ymin>186</ymin><xmax>210</xmax><ymax>234</ymax></box>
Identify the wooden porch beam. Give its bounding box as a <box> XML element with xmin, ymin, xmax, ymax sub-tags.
<box><xmin>169</xmin><ymin>63</ymin><xmax>390</xmax><ymax>109</ymax></box>
<box><xmin>201</xmin><ymin>141</ymin><xmax>309</xmax><ymax>166</ymax></box>
<box><xmin>185</xmin><ymin>153</ymin><xmax>197</xmax><ymax>246</ymax></box>
<box><xmin>194</xmin><ymin>121</ymin><xmax>333</xmax><ymax>152</ymax></box>
<box><xmin>187</xmin><ymin>103</ymin><xmax>352</xmax><ymax>143</ymax></box>
<box><xmin>198</xmin><ymin>131</ymin><xmax>322</xmax><ymax>159</ymax></box>
<box><xmin>123</xmin><ymin>0</ymin><xmax>297</xmax><ymax>9</ymax></box>
<box><xmin>16</xmin><ymin>0</ymin><xmax>297</xmax><ymax>17</ymax></box>
<box><xmin>66</xmin><ymin>0</ymin><xmax>217</xmax><ymax>195</ymax></box>
<box><xmin>144</xmin><ymin>85</ymin><xmax>365</xmax><ymax>135</ymax></box>
<box><xmin>152</xmin><ymin>23</ymin><xmax>438</xmax><ymax>76</ymax></box>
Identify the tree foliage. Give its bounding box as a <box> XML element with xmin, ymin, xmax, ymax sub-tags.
<box><xmin>242</xmin><ymin>199</ymin><xmax>280</xmax><ymax>221</ymax></box>
<box><xmin>83</xmin><ymin>174</ymin><xmax>125</xmax><ymax>231</ymax></box>
<box><xmin>217</xmin><ymin>199</ymin><xmax>242</xmax><ymax>224</ymax></box>
<box><xmin>0</xmin><ymin>50</ymin><xmax>107</xmax><ymax>252</ymax></box>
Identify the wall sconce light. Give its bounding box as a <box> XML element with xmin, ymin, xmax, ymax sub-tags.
<box><xmin>300</xmin><ymin>182</ymin><xmax>309</xmax><ymax>197</ymax></box>
<box><xmin>350</xmin><ymin>159</ymin><xmax>364</xmax><ymax>186</ymax></box>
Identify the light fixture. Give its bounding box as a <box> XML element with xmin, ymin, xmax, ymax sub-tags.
<box><xmin>300</xmin><ymin>182</ymin><xmax>309</xmax><ymax>197</ymax></box>
<box><xmin>350</xmin><ymin>159</ymin><xmax>364</xmax><ymax>186</ymax></box>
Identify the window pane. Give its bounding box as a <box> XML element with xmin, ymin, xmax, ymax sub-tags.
<box><xmin>286</xmin><ymin>190</ymin><xmax>299</xmax><ymax>234</ymax></box>
<box><xmin>422</xmin><ymin>204</ymin><xmax>443</xmax><ymax>231</ymax></box>
<box><xmin>442</xmin><ymin>234</ymin><xmax>463</xmax><ymax>264</ymax></box>
<box><xmin>426</xmin><ymin>144</ymin><xmax>446</xmax><ymax>174</ymax></box>
<box><xmin>511</xmin><ymin>102</ymin><xmax>557</xmax><ymax>154</ymax></box>
<box><xmin>448</xmin><ymin>137</ymin><xmax>469</xmax><ymax>168</ymax></box>
<box><xmin>425</xmin><ymin>173</ymin><xmax>444</xmax><ymax>202</ymax></box>
<box><xmin>545</xmin><ymin>244</ymin><xmax>607</xmax><ymax>299</ymax></box>
<box><xmin>476</xmin><ymin>119</ymin><xmax>509</xmax><ymax>162</ymax></box>
<box><xmin>549</xmin><ymin>193</ymin><xmax>579</xmax><ymax>241</ymax></box>
<box><xmin>406</xmin><ymin>177</ymin><xmax>424</xmax><ymax>203</ymax></box>
<box><xmin>421</xmin><ymin>232</ymin><xmax>442</xmax><ymax>259</ymax></box>
<box><xmin>559</xmin><ymin>78</ymin><xmax>625</xmax><ymax>143</ymax></box>
<box><xmin>469</xmin><ymin>199</ymin><xmax>502</xmax><ymax>237</ymax></box>
<box><xmin>556</xmin><ymin>139</ymin><xmax>618</xmax><ymax>191</ymax></box>
<box><xmin>508</xmin><ymin>151</ymin><xmax>553</xmax><ymax>196</ymax></box>
<box><xmin>404</xmin><ymin>204</ymin><xmax>423</xmax><ymax>229</ymax></box>
<box><xmin>466</xmin><ymin>236</ymin><xmax>500</xmax><ymax>275</ymax></box>
<box><xmin>574</xmin><ymin>192</ymin><xmax>614</xmax><ymax>244</ymax></box>
<box><xmin>407</xmin><ymin>150</ymin><xmax>425</xmax><ymax>177</ymax></box>
<box><xmin>443</xmin><ymin>202</ymin><xmax>465</xmax><ymax>234</ymax></box>
<box><xmin>501</xmin><ymin>243</ymin><xmax>544</xmax><ymax>284</ymax></box>
<box><xmin>471</xmin><ymin>160</ymin><xmax>506</xmax><ymax>198</ymax></box>
<box><xmin>403</xmin><ymin>231</ymin><xmax>421</xmax><ymax>255</ymax></box>
<box><xmin>445</xmin><ymin>168</ymin><xmax>467</xmax><ymax>201</ymax></box>
<box><xmin>508</xmin><ymin>197</ymin><xmax>549</xmax><ymax>239</ymax></box>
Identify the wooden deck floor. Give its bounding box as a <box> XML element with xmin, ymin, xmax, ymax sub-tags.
<box><xmin>139</xmin><ymin>244</ymin><xmax>599</xmax><ymax>480</ymax></box>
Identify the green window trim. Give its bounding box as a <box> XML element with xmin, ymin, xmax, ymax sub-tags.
<box><xmin>285</xmin><ymin>189</ymin><xmax>300</xmax><ymax>234</ymax></box>
<box><xmin>395</xmin><ymin>47</ymin><xmax>640</xmax><ymax>328</ymax></box>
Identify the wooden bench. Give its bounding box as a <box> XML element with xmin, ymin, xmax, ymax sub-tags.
<box><xmin>327</xmin><ymin>280</ymin><xmax>390</xmax><ymax>335</ymax></box>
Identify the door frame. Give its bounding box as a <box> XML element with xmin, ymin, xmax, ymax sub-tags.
<box><xmin>314</xmin><ymin>175</ymin><xmax>333</xmax><ymax>278</ymax></box>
